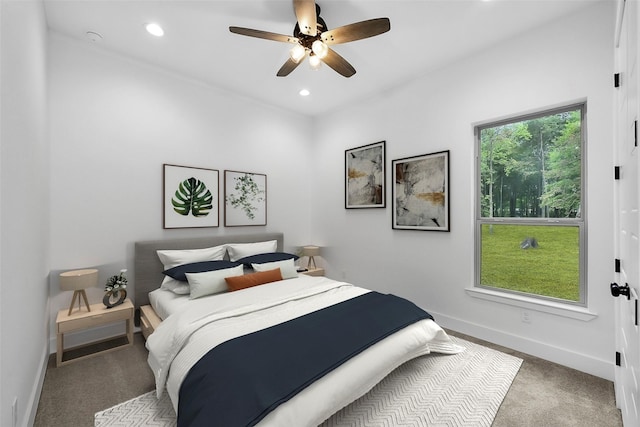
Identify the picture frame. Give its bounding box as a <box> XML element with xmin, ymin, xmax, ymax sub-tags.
<box><xmin>345</xmin><ymin>141</ymin><xmax>386</xmax><ymax>209</ymax></box>
<box><xmin>224</xmin><ymin>170</ymin><xmax>267</xmax><ymax>226</ymax></box>
<box><xmin>163</xmin><ymin>164</ymin><xmax>219</xmax><ymax>229</ymax></box>
<box><xmin>392</xmin><ymin>150</ymin><xmax>450</xmax><ymax>231</ymax></box>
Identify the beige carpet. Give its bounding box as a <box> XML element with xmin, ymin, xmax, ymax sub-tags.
<box><xmin>95</xmin><ymin>336</ymin><xmax>522</xmax><ymax>426</ymax></box>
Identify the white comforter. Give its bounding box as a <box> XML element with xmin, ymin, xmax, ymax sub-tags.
<box><xmin>146</xmin><ymin>275</ymin><xmax>463</xmax><ymax>426</ymax></box>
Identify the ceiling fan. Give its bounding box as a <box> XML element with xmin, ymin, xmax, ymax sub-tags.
<box><xmin>229</xmin><ymin>0</ymin><xmax>390</xmax><ymax>78</ymax></box>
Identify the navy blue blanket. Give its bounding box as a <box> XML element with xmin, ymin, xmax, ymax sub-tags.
<box><xmin>178</xmin><ymin>291</ymin><xmax>433</xmax><ymax>427</ymax></box>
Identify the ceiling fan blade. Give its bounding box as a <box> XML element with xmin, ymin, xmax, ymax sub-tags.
<box><xmin>294</xmin><ymin>0</ymin><xmax>318</xmax><ymax>36</ymax></box>
<box><xmin>321</xmin><ymin>18</ymin><xmax>391</xmax><ymax>45</ymax></box>
<box><xmin>321</xmin><ymin>48</ymin><xmax>356</xmax><ymax>78</ymax></box>
<box><xmin>277</xmin><ymin>58</ymin><xmax>303</xmax><ymax>77</ymax></box>
<box><xmin>229</xmin><ymin>26</ymin><xmax>298</xmax><ymax>44</ymax></box>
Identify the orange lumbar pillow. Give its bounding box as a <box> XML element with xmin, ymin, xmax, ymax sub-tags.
<box><xmin>225</xmin><ymin>268</ymin><xmax>283</xmax><ymax>292</ymax></box>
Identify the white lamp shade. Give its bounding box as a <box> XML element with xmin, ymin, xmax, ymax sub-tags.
<box><xmin>311</xmin><ymin>40</ymin><xmax>328</xmax><ymax>59</ymax></box>
<box><xmin>59</xmin><ymin>269</ymin><xmax>98</xmax><ymax>291</ymax></box>
<box><xmin>308</xmin><ymin>54</ymin><xmax>321</xmax><ymax>69</ymax></box>
<box><xmin>289</xmin><ymin>44</ymin><xmax>306</xmax><ymax>63</ymax></box>
<box><xmin>302</xmin><ymin>246</ymin><xmax>320</xmax><ymax>257</ymax></box>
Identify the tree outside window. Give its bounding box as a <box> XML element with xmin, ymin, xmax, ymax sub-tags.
<box><xmin>476</xmin><ymin>104</ymin><xmax>585</xmax><ymax>304</ymax></box>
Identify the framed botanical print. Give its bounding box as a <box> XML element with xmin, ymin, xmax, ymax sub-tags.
<box><xmin>163</xmin><ymin>164</ymin><xmax>219</xmax><ymax>229</ymax></box>
<box><xmin>345</xmin><ymin>141</ymin><xmax>386</xmax><ymax>209</ymax></box>
<box><xmin>224</xmin><ymin>170</ymin><xmax>267</xmax><ymax>226</ymax></box>
<box><xmin>392</xmin><ymin>150</ymin><xmax>450</xmax><ymax>231</ymax></box>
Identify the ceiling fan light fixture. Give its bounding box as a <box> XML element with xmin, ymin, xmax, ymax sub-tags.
<box><xmin>308</xmin><ymin>53</ymin><xmax>322</xmax><ymax>70</ymax></box>
<box><xmin>311</xmin><ymin>40</ymin><xmax>328</xmax><ymax>59</ymax></box>
<box><xmin>229</xmin><ymin>1</ymin><xmax>390</xmax><ymax>77</ymax></box>
<box><xmin>289</xmin><ymin>44</ymin><xmax>306</xmax><ymax>63</ymax></box>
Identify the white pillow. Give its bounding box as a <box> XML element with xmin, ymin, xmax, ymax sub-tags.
<box><xmin>252</xmin><ymin>258</ymin><xmax>298</xmax><ymax>280</ymax></box>
<box><xmin>157</xmin><ymin>245</ymin><xmax>226</xmax><ymax>269</ymax></box>
<box><xmin>186</xmin><ymin>264</ymin><xmax>244</xmax><ymax>299</ymax></box>
<box><xmin>226</xmin><ymin>240</ymin><xmax>278</xmax><ymax>262</ymax></box>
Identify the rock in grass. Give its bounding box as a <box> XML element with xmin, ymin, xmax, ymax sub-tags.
<box><xmin>520</xmin><ymin>237</ymin><xmax>538</xmax><ymax>249</ymax></box>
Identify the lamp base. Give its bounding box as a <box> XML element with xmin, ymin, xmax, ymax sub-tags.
<box><xmin>307</xmin><ymin>256</ymin><xmax>317</xmax><ymax>270</ymax></box>
<box><xmin>68</xmin><ymin>290</ymin><xmax>91</xmax><ymax>316</ymax></box>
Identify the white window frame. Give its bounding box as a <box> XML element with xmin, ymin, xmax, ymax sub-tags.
<box><xmin>471</xmin><ymin>102</ymin><xmax>592</xmax><ymax>319</ymax></box>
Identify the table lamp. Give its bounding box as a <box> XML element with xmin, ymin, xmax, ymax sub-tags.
<box><xmin>60</xmin><ymin>269</ymin><xmax>98</xmax><ymax>315</ymax></box>
<box><xmin>302</xmin><ymin>246</ymin><xmax>320</xmax><ymax>270</ymax></box>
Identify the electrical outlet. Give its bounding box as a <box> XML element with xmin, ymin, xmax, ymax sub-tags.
<box><xmin>12</xmin><ymin>396</ymin><xmax>17</xmax><ymax>427</ymax></box>
<box><xmin>521</xmin><ymin>310</ymin><xmax>531</xmax><ymax>323</ymax></box>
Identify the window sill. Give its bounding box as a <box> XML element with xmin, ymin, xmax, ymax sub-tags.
<box><xmin>465</xmin><ymin>287</ymin><xmax>598</xmax><ymax>321</ymax></box>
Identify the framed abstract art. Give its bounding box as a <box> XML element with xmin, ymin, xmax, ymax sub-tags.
<box><xmin>392</xmin><ymin>150</ymin><xmax>450</xmax><ymax>231</ymax></box>
<box><xmin>345</xmin><ymin>141</ymin><xmax>386</xmax><ymax>209</ymax></box>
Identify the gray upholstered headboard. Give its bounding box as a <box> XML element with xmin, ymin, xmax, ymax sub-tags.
<box><xmin>134</xmin><ymin>232</ymin><xmax>284</xmax><ymax>310</ymax></box>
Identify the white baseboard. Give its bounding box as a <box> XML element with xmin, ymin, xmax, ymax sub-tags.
<box><xmin>432</xmin><ymin>310</ymin><xmax>615</xmax><ymax>381</ymax></box>
<box><xmin>25</xmin><ymin>343</ymin><xmax>48</xmax><ymax>427</ymax></box>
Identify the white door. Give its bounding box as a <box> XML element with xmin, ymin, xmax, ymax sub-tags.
<box><xmin>613</xmin><ymin>1</ymin><xmax>640</xmax><ymax>426</ymax></box>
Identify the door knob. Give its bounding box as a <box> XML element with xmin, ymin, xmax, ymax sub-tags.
<box><xmin>611</xmin><ymin>282</ymin><xmax>631</xmax><ymax>300</ymax></box>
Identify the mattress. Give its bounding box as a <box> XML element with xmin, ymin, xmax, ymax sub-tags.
<box><xmin>146</xmin><ymin>275</ymin><xmax>463</xmax><ymax>425</ymax></box>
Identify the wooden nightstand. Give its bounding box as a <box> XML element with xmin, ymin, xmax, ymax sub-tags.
<box><xmin>301</xmin><ymin>267</ymin><xmax>325</xmax><ymax>277</ymax></box>
<box><xmin>56</xmin><ymin>299</ymin><xmax>134</xmax><ymax>367</ymax></box>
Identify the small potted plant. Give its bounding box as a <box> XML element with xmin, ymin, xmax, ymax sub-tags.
<box><xmin>103</xmin><ymin>269</ymin><xmax>127</xmax><ymax>308</ymax></box>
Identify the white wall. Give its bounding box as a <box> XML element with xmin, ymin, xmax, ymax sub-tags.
<box><xmin>0</xmin><ymin>1</ymin><xmax>50</xmax><ymax>426</ymax></box>
<box><xmin>313</xmin><ymin>2</ymin><xmax>615</xmax><ymax>379</ymax></box>
<box><xmin>6</xmin><ymin>3</ymin><xmax>617</xmax><ymax>425</ymax></box>
<box><xmin>47</xmin><ymin>34</ymin><xmax>316</xmax><ymax>345</ymax></box>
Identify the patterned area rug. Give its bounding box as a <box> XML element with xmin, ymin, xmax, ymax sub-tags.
<box><xmin>95</xmin><ymin>336</ymin><xmax>522</xmax><ymax>427</ymax></box>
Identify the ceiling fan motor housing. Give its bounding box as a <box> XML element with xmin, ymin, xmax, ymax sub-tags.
<box><xmin>293</xmin><ymin>6</ymin><xmax>327</xmax><ymax>50</ymax></box>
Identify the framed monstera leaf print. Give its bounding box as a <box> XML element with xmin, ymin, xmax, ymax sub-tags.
<box><xmin>163</xmin><ymin>164</ymin><xmax>219</xmax><ymax>229</ymax></box>
<box><xmin>224</xmin><ymin>170</ymin><xmax>267</xmax><ymax>226</ymax></box>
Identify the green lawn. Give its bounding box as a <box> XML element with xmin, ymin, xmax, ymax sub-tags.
<box><xmin>480</xmin><ymin>224</ymin><xmax>580</xmax><ymax>301</ymax></box>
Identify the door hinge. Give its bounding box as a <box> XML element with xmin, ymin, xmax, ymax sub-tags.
<box><xmin>615</xmin><ymin>73</ymin><xmax>621</xmax><ymax>88</ymax></box>
<box><xmin>615</xmin><ymin>166</ymin><xmax>621</xmax><ymax>180</ymax></box>
<box><xmin>616</xmin><ymin>351</ymin><xmax>621</xmax><ymax>366</ymax></box>
<box><xmin>615</xmin><ymin>258</ymin><xmax>621</xmax><ymax>273</ymax></box>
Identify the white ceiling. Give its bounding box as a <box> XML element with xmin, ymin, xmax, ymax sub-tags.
<box><xmin>43</xmin><ymin>0</ymin><xmax>601</xmax><ymax>117</ymax></box>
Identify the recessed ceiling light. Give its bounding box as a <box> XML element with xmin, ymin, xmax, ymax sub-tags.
<box><xmin>299</xmin><ymin>89</ymin><xmax>310</xmax><ymax>97</ymax></box>
<box><xmin>145</xmin><ymin>23</ymin><xmax>164</xmax><ymax>37</ymax></box>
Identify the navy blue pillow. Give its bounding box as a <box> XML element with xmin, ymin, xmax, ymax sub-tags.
<box><xmin>163</xmin><ymin>260</ymin><xmax>241</xmax><ymax>282</ymax></box>
<box><xmin>235</xmin><ymin>252</ymin><xmax>299</xmax><ymax>267</ymax></box>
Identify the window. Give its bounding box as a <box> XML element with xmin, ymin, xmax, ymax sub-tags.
<box><xmin>475</xmin><ymin>103</ymin><xmax>586</xmax><ymax>305</ymax></box>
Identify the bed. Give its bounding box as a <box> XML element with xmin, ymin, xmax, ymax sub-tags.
<box><xmin>134</xmin><ymin>232</ymin><xmax>463</xmax><ymax>426</ymax></box>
